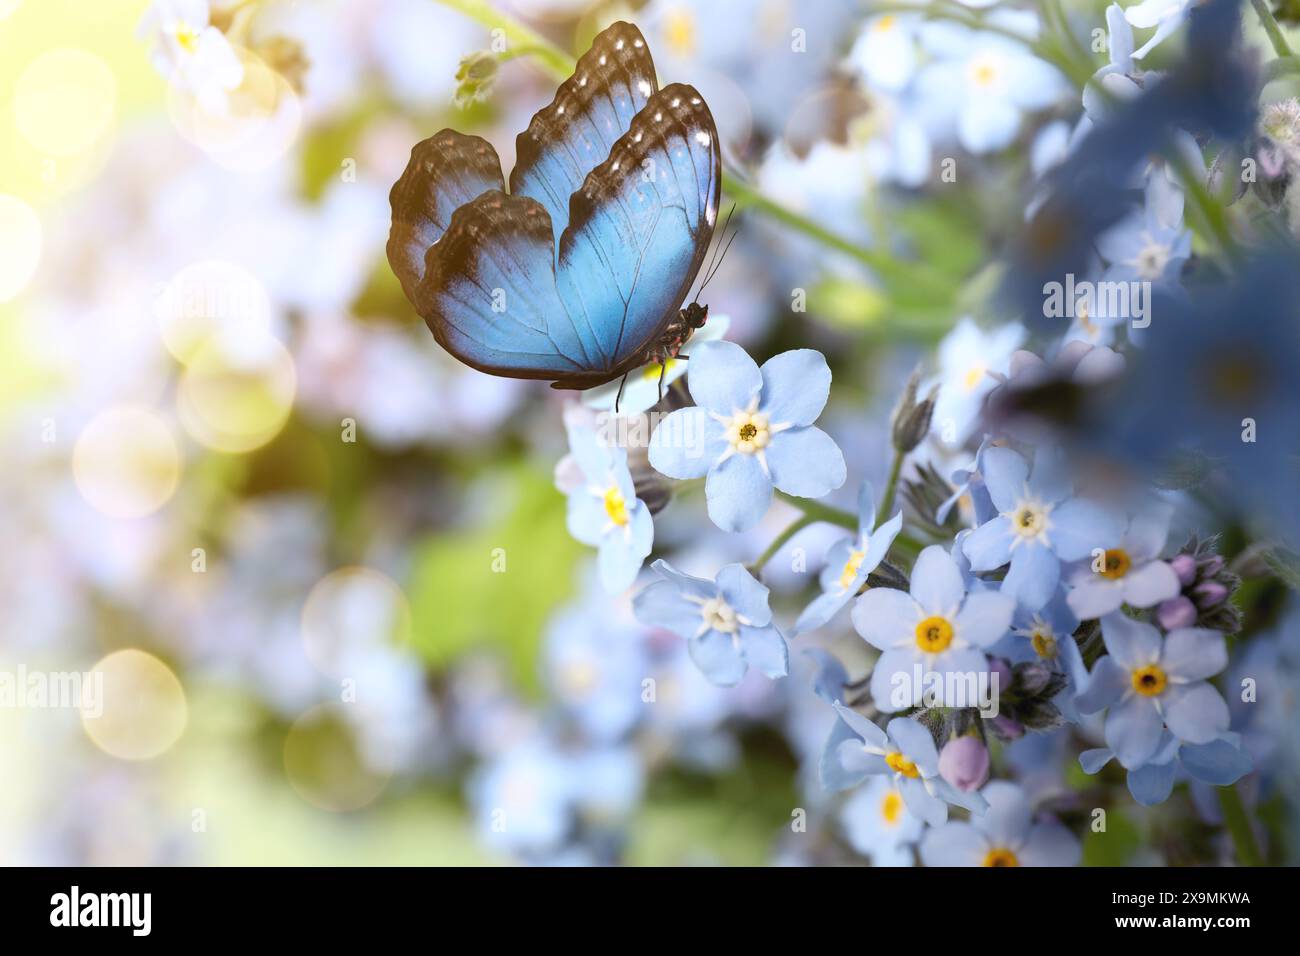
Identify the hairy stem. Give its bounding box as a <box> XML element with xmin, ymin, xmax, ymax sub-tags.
<box><xmin>876</xmin><ymin>450</ymin><xmax>906</xmax><ymax>530</ymax></box>
<box><xmin>1252</xmin><ymin>0</ymin><xmax>1294</xmax><ymax>58</ymax></box>
<box><xmin>750</xmin><ymin>514</ymin><xmax>816</xmax><ymax>574</ymax></box>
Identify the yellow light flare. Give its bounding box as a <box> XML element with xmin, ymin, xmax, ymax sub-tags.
<box><xmin>283</xmin><ymin>704</ymin><xmax>391</xmax><ymax>813</ymax></box>
<box><xmin>154</xmin><ymin>259</ymin><xmax>273</xmax><ymax>364</ymax></box>
<box><xmin>72</xmin><ymin>405</ymin><xmax>181</xmax><ymax>518</ymax></box>
<box><xmin>177</xmin><ymin>335</ymin><xmax>296</xmax><ymax>453</ymax></box>
<box><xmin>0</xmin><ymin>194</ymin><xmax>42</xmax><ymax>302</ymax></box>
<box><xmin>301</xmin><ymin>567</ymin><xmax>412</xmax><ymax>679</ymax></box>
<box><xmin>13</xmin><ymin>48</ymin><xmax>117</xmax><ymax>158</ymax></box>
<box><xmin>82</xmin><ymin>649</ymin><xmax>188</xmax><ymax>761</ymax></box>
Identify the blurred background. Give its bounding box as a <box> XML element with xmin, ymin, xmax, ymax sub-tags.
<box><xmin>1</xmin><ymin>0</ymin><xmax>1295</xmax><ymax>865</ymax></box>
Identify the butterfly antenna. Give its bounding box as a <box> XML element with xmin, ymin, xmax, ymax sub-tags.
<box><xmin>694</xmin><ymin>204</ymin><xmax>738</xmax><ymax>303</ymax></box>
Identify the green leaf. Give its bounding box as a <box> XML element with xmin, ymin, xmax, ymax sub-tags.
<box><xmin>1082</xmin><ymin>807</ymin><xmax>1140</xmax><ymax>866</ymax></box>
<box><xmin>405</xmin><ymin>464</ymin><xmax>584</xmax><ymax>693</ymax></box>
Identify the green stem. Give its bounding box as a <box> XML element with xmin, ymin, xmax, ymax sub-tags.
<box><xmin>750</xmin><ymin>514</ymin><xmax>816</xmax><ymax>573</ymax></box>
<box><xmin>437</xmin><ymin>0</ymin><xmax>575</xmax><ymax>77</ymax></box>
<box><xmin>1264</xmin><ymin>54</ymin><xmax>1300</xmax><ymax>83</ymax></box>
<box><xmin>1217</xmin><ymin>783</ymin><xmax>1263</xmax><ymax>866</ymax></box>
<box><xmin>776</xmin><ymin>492</ymin><xmax>858</xmax><ymax>530</ymax></box>
<box><xmin>876</xmin><ymin>450</ymin><xmax>905</xmax><ymax>531</ymax></box>
<box><xmin>1252</xmin><ymin>0</ymin><xmax>1294</xmax><ymax>58</ymax></box>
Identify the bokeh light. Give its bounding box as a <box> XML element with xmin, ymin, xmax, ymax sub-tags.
<box><xmin>301</xmin><ymin>567</ymin><xmax>412</xmax><ymax>679</ymax></box>
<box><xmin>72</xmin><ymin>405</ymin><xmax>182</xmax><ymax>519</ymax></box>
<box><xmin>0</xmin><ymin>194</ymin><xmax>42</xmax><ymax>303</ymax></box>
<box><xmin>82</xmin><ymin>649</ymin><xmax>189</xmax><ymax>761</ymax></box>
<box><xmin>177</xmin><ymin>334</ymin><xmax>296</xmax><ymax>454</ymax></box>
<box><xmin>282</xmin><ymin>704</ymin><xmax>391</xmax><ymax>812</ymax></box>
<box><xmin>12</xmin><ymin>48</ymin><xmax>117</xmax><ymax>158</ymax></box>
<box><xmin>154</xmin><ymin>258</ymin><xmax>274</xmax><ymax>364</ymax></box>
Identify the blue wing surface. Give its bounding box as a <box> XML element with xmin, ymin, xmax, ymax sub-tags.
<box><xmin>555</xmin><ymin>83</ymin><xmax>722</xmax><ymax>370</ymax></box>
<box><xmin>511</xmin><ymin>21</ymin><xmax>659</xmax><ymax>250</ymax></box>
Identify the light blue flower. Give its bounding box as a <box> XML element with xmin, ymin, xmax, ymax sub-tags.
<box><xmin>927</xmin><ymin>318</ymin><xmax>1024</xmax><ymax>449</ymax></box>
<box><xmin>1126</xmin><ymin>0</ymin><xmax>1193</xmax><ymax>60</ymax></box>
<box><xmin>1083</xmin><ymin>4</ymin><xmax>1141</xmax><ymax>121</ymax></box>
<box><xmin>853</xmin><ymin>545</ymin><xmax>1015</xmax><ymax>713</ymax></box>
<box><xmin>793</xmin><ymin>481</ymin><xmax>903</xmax><ymax>636</ymax></box>
<box><xmin>648</xmin><ymin>340</ymin><xmax>846</xmax><ymax>533</ymax></box>
<box><xmin>920</xmin><ymin>780</ymin><xmax>1080</xmax><ymax>866</ymax></box>
<box><xmin>962</xmin><ymin>445</ymin><xmax>1123</xmax><ymax>611</ymax></box>
<box><xmin>847</xmin><ymin>13</ymin><xmax>922</xmax><ymax>94</ymax></box>
<box><xmin>563</xmin><ymin>419</ymin><xmax>653</xmax><ymax>594</ymax></box>
<box><xmin>997</xmin><ymin>587</ymin><xmax>1088</xmax><ymax>695</ymax></box>
<box><xmin>1080</xmin><ymin>730</ymin><xmax>1252</xmax><ymax>806</ymax></box>
<box><xmin>1075</xmin><ymin>612</ymin><xmax>1230</xmax><ymax>768</ymax></box>
<box><xmin>1065</xmin><ymin>499</ymin><xmax>1180</xmax><ymax>620</ymax></box>
<box><xmin>839</xmin><ymin>776</ymin><xmax>923</xmax><ymax>866</ymax></box>
<box><xmin>1095</xmin><ymin>202</ymin><xmax>1191</xmax><ymax>292</ymax></box>
<box><xmin>821</xmin><ymin>703</ymin><xmax>987</xmax><ymax>825</ymax></box>
<box><xmin>470</xmin><ymin>739</ymin><xmax>576</xmax><ymax>858</ymax></box>
<box><xmin>633</xmin><ymin>559</ymin><xmax>788</xmax><ymax>686</ymax></box>
<box><xmin>582</xmin><ymin>313</ymin><xmax>730</xmax><ymax>416</ymax></box>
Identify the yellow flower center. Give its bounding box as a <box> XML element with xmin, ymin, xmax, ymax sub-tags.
<box><xmin>1131</xmin><ymin>663</ymin><xmax>1168</xmax><ymax>697</ymax></box>
<box><xmin>1031</xmin><ymin>628</ymin><xmax>1058</xmax><ymax>659</ymax></box>
<box><xmin>603</xmin><ymin>485</ymin><xmax>629</xmax><ymax>526</ymax></box>
<box><xmin>699</xmin><ymin>596</ymin><xmax>739</xmax><ymax>635</ymax></box>
<box><xmin>983</xmin><ymin>847</ymin><xmax>1020</xmax><ymax>867</ymax></box>
<box><xmin>885</xmin><ymin>751</ymin><xmax>920</xmax><ymax>778</ymax></box>
<box><xmin>915</xmin><ymin>615</ymin><xmax>954</xmax><ymax>654</ymax></box>
<box><xmin>839</xmin><ymin>549</ymin><xmax>866</xmax><ymax>591</ymax></box>
<box><xmin>881</xmin><ymin>790</ymin><xmax>904</xmax><ymax>825</ymax></box>
<box><xmin>642</xmin><ymin>358</ymin><xmax>679</xmax><ymax>382</ymax></box>
<box><xmin>1134</xmin><ymin>238</ymin><xmax>1171</xmax><ymax>281</ymax></box>
<box><xmin>174</xmin><ymin>25</ymin><xmax>201</xmax><ymax>54</ymax></box>
<box><xmin>1099</xmin><ymin>548</ymin><xmax>1131</xmax><ymax>580</ymax></box>
<box><xmin>874</xmin><ymin>14</ymin><xmax>898</xmax><ymax>32</ymax></box>
<box><xmin>962</xmin><ymin>363</ymin><xmax>987</xmax><ymax>392</ymax></box>
<box><xmin>665</xmin><ymin>8</ymin><xmax>696</xmax><ymax>57</ymax></box>
<box><xmin>970</xmin><ymin>58</ymin><xmax>1000</xmax><ymax>88</ymax></box>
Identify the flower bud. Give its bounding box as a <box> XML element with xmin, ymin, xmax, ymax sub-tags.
<box><xmin>1192</xmin><ymin>580</ymin><xmax>1229</xmax><ymax>608</ymax></box>
<box><xmin>989</xmin><ymin>715</ymin><xmax>1024</xmax><ymax>740</ymax></box>
<box><xmin>1156</xmin><ymin>595</ymin><xmax>1198</xmax><ymax>630</ymax></box>
<box><xmin>938</xmin><ymin>736</ymin><xmax>990</xmax><ymax>792</ymax></box>
<box><xmin>454</xmin><ymin>51</ymin><xmax>500</xmax><ymax>108</ymax></box>
<box><xmin>1170</xmin><ymin>553</ymin><xmax>1198</xmax><ymax>587</ymax></box>
<box><xmin>890</xmin><ymin>371</ymin><xmax>937</xmax><ymax>454</ymax></box>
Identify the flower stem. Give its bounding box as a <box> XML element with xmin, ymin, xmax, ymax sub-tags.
<box><xmin>1252</xmin><ymin>0</ymin><xmax>1294</xmax><ymax>59</ymax></box>
<box><xmin>775</xmin><ymin>492</ymin><xmax>859</xmax><ymax>530</ymax></box>
<box><xmin>750</xmin><ymin>514</ymin><xmax>817</xmax><ymax>574</ymax></box>
<box><xmin>436</xmin><ymin>0</ymin><xmax>575</xmax><ymax>77</ymax></box>
<box><xmin>876</xmin><ymin>449</ymin><xmax>906</xmax><ymax>531</ymax></box>
<box><xmin>1217</xmin><ymin>783</ymin><xmax>1263</xmax><ymax>866</ymax></box>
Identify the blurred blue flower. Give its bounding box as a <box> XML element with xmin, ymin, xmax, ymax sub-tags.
<box><xmin>1127</xmin><ymin>0</ymin><xmax>1193</xmax><ymax>59</ymax></box>
<box><xmin>563</xmin><ymin>419</ymin><xmax>653</xmax><ymax>594</ymax></box>
<box><xmin>854</xmin><ymin>545</ymin><xmax>1014</xmax><ymax>712</ymax></box>
<box><xmin>1081</xmin><ymin>731</ymin><xmax>1252</xmax><ymax>806</ymax></box>
<box><xmin>648</xmin><ymin>341</ymin><xmax>846</xmax><ymax>533</ymax></box>
<box><xmin>920</xmin><ymin>780</ymin><xmax>1080</xmax><ymax>866</ymax></box>
<box><xmin>927</xmin><ymin>318</ymin><xmax>1024</xmax><ymax>449</ymax></box>
<box><xmin>793</xmin><ymin>480</ymin><xmax>903</xmax><ymax>636</ymax></box>
<box><xmin>839</xmin><ymin>776</ymin><xmax>923</xmax><ymax>866</ymax></box>
<box><xmin>633</xmin><ymin>559</ymin><xmax>788</xmax><ymax>686</ymax></box>
<box><xmin>1076</xmin><ymin>612</ymin><xmax>1230</xmax><ymax>768</ymax></box>
<box><xmin>821</xmin><ymin>703</ymin><xmax>987</xmax><ymax>825</ymax></box>
<box><xmin>962</xmin><ymin>445</ymin><xmax>1123</xmax><ymax>611</ymax></box>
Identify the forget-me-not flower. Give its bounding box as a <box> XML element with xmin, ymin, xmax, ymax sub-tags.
<box><xmin>821</xmin><ymin>703</ymin><xmax>987</xmax><ymax>824</ymax></box>
<box><xmin>1075</xmin><ymin>612</ymin><xmax>1230</xmax><ymax>768</ymax></box>
<box><xmin>853</xmin><ymin>545</ymin><xmax>1015</xmax><ymax>713</ymax></box>
<box><xmin>793</xmin><ymin>480</ymin><xmax>903</xmax><ymax>636</ymax></box>
<box><xmin>928</xmin><ymin>318</ymin><xmax>1025</xmax><ymax>448</ymax></box>
<box><xmin>962</xmin><ymin>445</ymin><xmax>1124</xmax><ymax>611</ymax></box>
<box><xmin>1066</xmin><ymin>500</ymin><xmax>1180</xmax><ymax>620</ymax></box>
<box><xmin>839</xmin><ymin>776</ymin><xmax>923</xmax><ymax>866</ymax></box>
<box><xmin>1081</xmin><ymin>730</ymin><xmax>1252</xmax><ymax>806</ymax></box>
<box><xmin>920</xmin><ymin>780</ymin><xmax>1081</xmax><ymax>866</ymax></box>
<box><xmin>562</xmin><ymin>419</ymin><xmax>653</xmax><ymax>594</ymax></box>
<box><xmin>633</xmin><ymin>559</ymin><xmax>788</xmax><ymax>686</ymax></box>
<box><xmin>998</xmin><ymin>587</ymin><xmax>1088</xmax><ymax>693</ymax></box>
<box><xmin>648</xmin><ymin>340</ymin><xmax>846</xmax><ymax>533</ymax></box>
<box><xmin>1126</xmin><ymin>0</ymin><xmax>1193</xmax><ymax>60</ymax></box>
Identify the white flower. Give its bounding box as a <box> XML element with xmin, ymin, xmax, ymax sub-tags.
<box><xmin>1125</xmin><ymin>0</ymin><xmax>1193</xmax><ymax>60</ymax></box>
<box><xmin>928</xmin><ymin>317</ymin><xmax>1025</xmax><ymax>447</ymax></box>
<box><xmin>139</xmin><ymin>0</ymin><xmax>243</xmax><ymax>112</ymax></box>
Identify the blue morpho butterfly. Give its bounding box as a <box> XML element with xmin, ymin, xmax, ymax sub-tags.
<box><xmin>387</xmin><ymin>21</ymin><xmax>725</xmax><ymax>403</ymax></box>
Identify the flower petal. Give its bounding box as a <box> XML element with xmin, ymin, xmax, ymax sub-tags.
<box><xmin>871</xmin><ymin>648</ymin><xmax>919</xmax><ymax>713</ymax></box>
<box><xmin>648</xmin><ymin>407</ymin><xmax>717</xmax><ymax>479</ymax></box>
<box><xmin>758</xmin><ymin>348</ymin><xmax>831</xmax><ymax>426</ymax></box>
<box><xmin>1066</xmin><ymin>577</ymin><xmax>1124</xmax><ymax>620</ymax></box>
<box><xmin>716</xmin><ymin>563</ymin><xmax>773</xmax><ymax>627</ymax></box>
<box><xmin>980</xmin><ymin>445</ymin><xmax>1030</xmax><ymax>514</ymax></box>
<box><xmin>909</xmin><ymin>545</ymin><xmax>966</xmax><ymax>616</ymax></box>
<box><xmin>1001</xmin><ymin>542</ymin><xmax>1059</xmax><ymax>611</ymax></box>
<box><xmin>920</xmin><ymin>821</ymin><xmax>985</xmax><ymax>866</ymax></box>
<box><xmin>1160</xmin><ymin>627</ymin><xmax>1227</xmax><ymax>682</ymax></box>
<box><xmin>1180</xmin><ymin>738</ymin><xmax>1252</xmax><ymax>786</ymax></box>
<box><xmin>973</xmin><ymin>780</ymin><xmax>1032</xmax><ymax>848</ymax></box>
<box><xmin>900</xmin><ymin>776</ymin><xmax>948</xmax><ymax>826</ymax></box>
<box><xmin>1020</xmin><ymin>822</ymin><xmax>1081</xmax><ymax>866</ymax></box>
<box><xmin>964</xmin><ymin>516</ymin><xmax>1014</xmax><ymax>571</ymax></box>
<box><xmin>955</xmin><ymin>590</ymin><xmax>1015</xmax><ymax>648</ymax></box>
<box><xmin>1079</xmin><ymin>747</ymin><xmax>1115</xmax><ymax>775</ymax></box>
<box><xmin>685</xmin><ymin>339</ymin><xmax>762</xmax><ymax>414</ymax></box>
<box><xmin>766</xmin><ymin>426</ymin><xmax>847</xmax><ymax>498</ymax></box>
<box><xmin>886</xmin><ymin>717</ymin><xmax>940</xmax><ymax>774</ymax></box>
<box><xmin>705</xmin><ymin>452</ymin><xmax>773</xmax><ymax>532</ymax></box>
<box><xmin>1105</xmin><ymin>693</ymin><xmax>1164</xmax><ymax>769</ymax></box>
<box><xmin>1076</xmin><ymin>656</ymin><xmax>1128</xmax><ymax>713</ymax></box>
<box><xmin>1120</xmin><ymin>560</ymin><xmax>1181</xmax><ymax>608</ymax></box>
<box><xmin>833</xmin><ymin>701</ymin><xmax>891</xmax><ymax>750</ymax></box>
<box><xmin>852</xmin><ymin>587</ymin><xmax>920</xmax><ymax>651</ymax></box>
<box><xmin>1163</xmin><ymin>682</ymin><xmax>1229</xmax><ymax>744</ymax></box>
<box><xmin>1049</xmin><ymin>498</ymin><xmax>1123</xmax><ymax>560</ymax></box>
<box><xmin>632</xmin><ymin>579</ymin><xmax>700</xmax><ymax>638</ymax></box>
<box><xmin>1101</xmin><ymin>611</ymin><xmax>1162</xmax><ymax>668</ymax></box>
<box><xmin>739</xmin><ymin>623</ymin><xmax>789</xmax><ymax>679</ymax></box>
<box><xmin>1127</xmin><ymin>760</ymin><xmax>1178</xmax><ymax>807</ymax></box>
<box><xmin>688</xmin><ymin>628</ymin><xmax>748</xmax><ymax>686</ymax></box>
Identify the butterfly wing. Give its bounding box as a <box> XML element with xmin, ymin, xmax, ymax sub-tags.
<box><xmin>414</xmin><ymin>189</ymin><xmax>607</xmax><ymax>381</ymax></box>
<box><xmin>511</xmin><ymin>21</ymin><xmax>659</xmax><ymax>249</ymax></box>
<box><xmin>554</xmin><ymin>83</ymin><xmax>722</xmax><ymax>377</ymax></box>
<box><xmin>387</xmin><ymin>129</ymin><xmax>506</xmax><ymax>313</ymax></box>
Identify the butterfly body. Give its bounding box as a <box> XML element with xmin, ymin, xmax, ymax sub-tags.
<box><xmin>387</xmin><ymin>22</ymin><xmax>722</xmax><ymax>391</ymax></box>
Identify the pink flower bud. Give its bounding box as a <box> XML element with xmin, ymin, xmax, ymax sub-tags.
<box><xmin>1170</xmin><ymin>553</ymin><xmax>1198</xmax><ymax>587</ymax></box>
<box><xmin>938</xmin><ymin>736</ymin><xmax>990</xmax><ymax>792</ymax></box>
<box><xmin>989</xmin><ymin>657</ymin><xmax>1013</xmax><ymax>691</ymax></box>
<box><xmin>1199</xmin><ymin>555</ymin><xmax>1225</xmax><ymax>577</ymax></box>
<box><xmin>1156</xmin><ymin>596</ymin><xmax>1198</xmax><ymax>630</ymax></box>
<box><xmin>1193</xmin><ymin>580</ymin><xmax>1229</xmax><ymax>608</ymax></box>
<box><xmin>990</xmin><ymin>716</ymin><xmax>1024</xmax><ymax>740</ymax></box>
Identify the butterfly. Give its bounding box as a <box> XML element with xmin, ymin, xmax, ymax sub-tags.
<box><xmin>387</xmin><ymin>21</ymin><xmax>724</xmax><ymax>399</ymax></box>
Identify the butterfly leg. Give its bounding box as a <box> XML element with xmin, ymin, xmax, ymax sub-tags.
<box><xmin>615</xmin><ymin>372</ymin><xmax>629</xmax><ymax>414</ymax></box>
<box><xmin>657</xmin><ymin>359</ymin><xmax>669</xmax><ymax>404</ymax></box>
